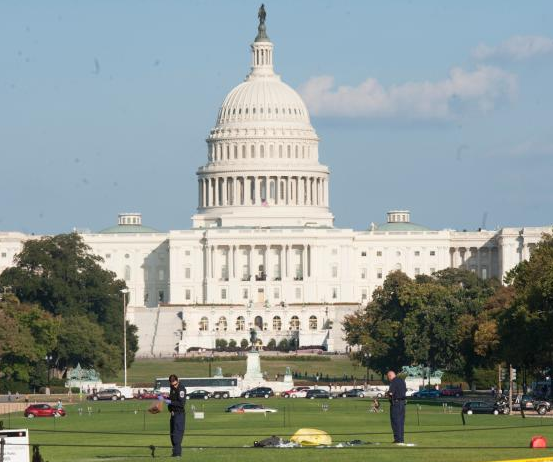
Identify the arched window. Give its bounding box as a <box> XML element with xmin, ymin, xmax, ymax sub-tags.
<box><xmin>254</xmin><ymin>316</ymin><xmax>263</xmax><ymax>330</ymax></box>
<box><xmin>218</xmin><ymin>316</ymin><xmax>227</xmax><ymax>331</ymax></box>
<box><xmin>290</xmin><ymin>316</ymin><xmax>300</xmax><ymax>330</ymax></box>
<box><xmin>270</xmin><ymin>180</ymin><xmax>275</xmax><ymax>200</ymax></box>
<box><xmin>295</xmin><ymin>145</ymin><xmax>299</xmax><ymax>158</ymax></box>
<box><xmin>279</xmin><ymin>145</ymin><xmax>283</xmax><ymax>158</ymax></box>
<box><xmin>280</xmin><ymin>181</ymin><xmax>285</xmax><ymax>200</ymax></box>
<box><xmin>287</xmin><ymin>145</ymin><xmax>291</xmax><ymax>158</ymax></box>
<box><xmin>242</xmin><ymin>145</ymin><xmax>246</xmax><ymax>158</ymax></box>
<box><xmin>226</xmin><ymin>145</ymin><xmax>230</xmax><ymax>160</ymax></box>
<box><xmin>199</xmin><ymin>317</ymin><xmax>209</xmax><ymax>331</ymax></box>
<box><xmin>309</xmin><ymin>316</ymin><xmax>317</xmax><ymax>330</ymax></box>
<box><xmin>273</xmin><ymin>316</ymin><xmax>282</xmax><ymax>331</ymax></box>
<box><xmin>124</xmin><ymin>265</ymin><xmax>131</xmax><ymax>281</ymax></box>
<box><xmin>234</xmin><ymin>145</ymin><xmax>238</xmax><ymax>159</ymax></box>
<box><xmin>236</xmin><ymin>316</ymin><xmax>245</xmax><ymax>331</ymax></box>
<box><xmin>260</xmin><ymin>145</ymin><xmax>265</xmax><ymax>158</ymax></box>
<box><xmin>251</xmin><ymin>145</ymin><xmax>255</xmax><ymax>158</ymax></box>
<box><xmin>269</xmin><ymin>144</ymin><xmax>274</xmax><ymax>157</ymax></box>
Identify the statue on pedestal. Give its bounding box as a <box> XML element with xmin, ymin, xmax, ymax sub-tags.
<box><xmin>249</xmin><ymin>328</ymin><xmax>258</xmax><ymax>351</ymax></box>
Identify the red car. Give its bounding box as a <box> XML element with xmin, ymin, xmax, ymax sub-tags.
<box><xmin>282</xmin><ymin>386</ymin><xmax>311</xmax><ymax>398</ymax></box>
<box><xmin>136</xmin><ymin>390</ymin><xmax>159</xmax><ymax>399</ymax></box>
<box><xmin>440</xmin><ymin>386</ymin><xmax>463</xmax><ymax>397</ymax></box>
<box><xmin>24</xmin><ymin>404</ymin><xmax>66</xmax><ymax>418</ymax></box>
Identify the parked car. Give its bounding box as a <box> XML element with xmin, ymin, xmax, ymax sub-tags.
<box><xmin>405</xmin><ymin>388</ymin><xmax>417</xmax><ymax>397</ymax></box>
<box><xmin>225</xmin><ymin>403</ymin><xmax>278</xmax><ymax>413</ymax></box>
<box><xmin>511</xmin><ymin>394</ymin><xmax>535</xmax><ymax>411</ymax></box>
<box><xmin>241</xmin><ymin>387</ymin><xmax>274</xmax><ymax>399</ymax></box>
<box><xmin>24</xmin><ymin>404</ymin><xmax>66</xmax><ymax>418</ymax></box>
<box><xmin>282</xmin><ymin>386</ymin><xmax>311</xmax><ymax>398</ymax></box>
<box><xmin>364</xmin><ymin>386</ymin><xmax>387</xmax><ymax>398</ymax></box>
<box><xmin>306</xmin><ymin>389</ymin><xmax>332</xmax><ymax>399</ymax></box>
<box><xmin>462</xmin><ymin>401</ymin><xmax>503</xmax><ymax>415</ymax></box>
<box><xmin>341</xmin><ymin>388</ymin><xmax>366</xmax><ymax>398</ymax></box>
<box><xmin>533</xmin><ymin>399</ymin><xmax>552</xmax><ymax>415</ymax></box>
<box><xmin>440</xmin><ymin>386</ymin><xmax>464</xmax><ymax>397</ymax></box>
<box><xmin>89</xmin><ymin>388</ymin><xmax>124</xmax><ymax>401</ymax></box>
<box><xmin>412</xmin><ymin>389</ymin><xmax>441</xmax><ymax>398</ymax></box>
<box><xmin>186</xmin><ymin>390</ymin><xmax>212</xmax><ymax>400</ymax></box>
<box><xmin>136</xmin><ymin>390</ymin><xmax>158</xmax><ymax>399</ymax></box>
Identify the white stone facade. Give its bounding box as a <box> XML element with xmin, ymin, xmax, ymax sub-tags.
<box><xmin>1</xmin><ymin>19</ymin><xmax>551</xmax><ymax>356</ymax></box>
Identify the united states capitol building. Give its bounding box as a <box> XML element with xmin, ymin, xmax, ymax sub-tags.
<box><xmin>1</xmin><ymin>13</ymin><xmax>550</xmax><ymax>356</ymax></box>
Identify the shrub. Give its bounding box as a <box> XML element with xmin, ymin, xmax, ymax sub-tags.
<box><xmin>240</xmin><ymin>339</ymin><xmax>249</xmax><ymax>349</ymax></box>
<box><xmin>228</xmin><ymin>339</ymin><xmax>237</xmax><ymax>348</ymax></box>
<box><xmin>277</xmin><ymin>338</ymin><xmax>290</xmax><ymax>352</ymax></box>
<box><xmin>266</xmin><ymin>338</ymin><xmax>277</xmax><ymax>350</ymax></box>
<box><xmin>215</xmin><ymin>339</ymin><xmax>228</xmax><ymax>351</ymax></box>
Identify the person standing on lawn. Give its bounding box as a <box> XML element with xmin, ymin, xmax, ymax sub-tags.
<box><xmin>159</xmin><ymin>374</ymin><xmax>187</xmax><ymax>458</ymax></box>
<box><xmin>386</xmin><ymin>369</ymin><xmax>406</xmax><ymax>444</ymax></box>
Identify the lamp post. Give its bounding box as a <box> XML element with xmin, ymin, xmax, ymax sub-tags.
<box><xmin>45</xmin><ymin>354</ymin><xmax>53</xmax><ymax>389</ymax></box>
<box><xmin>121</xmin><ymin>288</ymin><xmax>130</xmax><ymax>388</ymax></box>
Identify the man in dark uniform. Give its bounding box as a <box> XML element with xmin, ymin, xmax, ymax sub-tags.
<box><xmin>160</xmin><ymin>374</ymin><xmax>186</xmax><ymax>457</ymax></box>
<box><xmin>386</xmin><ymin>369</ymin><xmax>406</xmax><ymax>444</ymax></box>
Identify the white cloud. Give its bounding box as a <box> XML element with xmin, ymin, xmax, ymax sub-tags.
<box><xmin>473</xmin><ymin>35</ymin><xmax>553</xmax><ymax>61</ymax></box>
<box><xmin>299</xmin><ymin>66</ymin><xmax>517</xmax><ymax>119</ymax></box>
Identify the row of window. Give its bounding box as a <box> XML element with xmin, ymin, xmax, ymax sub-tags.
<box><xmin>198</xmin><ymin>315</ymin><xmax>318</xmax><ymax>332</ymax></box>
<box><xmin>218</xmin><ymin>105</ymin><xmax>305</xmax><ymax>122</ymax></box>
<box><xmin>209</xmin><ymin>143</ymin><xmax>314</xmax><ymax>162</ymax></box>
<box><xmin>365</xmin><ymin>250</ymin><xmax>436</xmax><ymax>257</ymax></box>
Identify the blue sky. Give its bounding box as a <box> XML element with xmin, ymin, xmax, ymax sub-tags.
<box><xmin>1</xmin><ymin>1</ymin><xmax>552</xmax><ymax>234</ymax></box>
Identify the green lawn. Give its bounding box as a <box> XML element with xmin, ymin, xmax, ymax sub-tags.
<box><xmin>107</xmin><ymin>356</ymin><xmax>373</xmax><ymax>385</ymax></box>
<box><xmin>7</xmin><ymin>398</ymin><xmax>553</xmax><ymax>462</ymax></box>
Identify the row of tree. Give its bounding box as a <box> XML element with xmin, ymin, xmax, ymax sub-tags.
<box><xmin>0</xmin><ymin>234</ymin><xmax>138</xmax><ymax>390</ymax></box>
<box><xmin>344</xmin><ymin>232</ymin><xmax>553</xmax><ymax>388</ymax></box>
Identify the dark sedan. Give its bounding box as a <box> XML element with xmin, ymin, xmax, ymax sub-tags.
<box><xmin>186</xmin><ymin>390</ymin><xmax>212</xmax><ymax>400</ymax></box>
<box><xmin>341</xmin><ymin>388</ymin><xmax>366</xmax><ymax>398</ymax></box>
<box><xmin>241</xmin><ymin>387</ymin><xmax>274</xmax><ymax>399</ymax></box>
<box><xmin>412</xmin><ymin>389</ymin><xmax>440</xmax><ymax>398</ymax></box>
<box><xmin>462</xmin><ymin>401</ymin><xmax>502</xmax><ymax>415</ymax></box>
<box><xmin>306</xmin><ymin>389</ymin><xmax>332</xmax><ymax>399</ymax></box>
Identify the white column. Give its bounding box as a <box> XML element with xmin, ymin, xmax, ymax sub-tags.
<box><xmin>302</xmin><ymin>245</ymin><xmax>307</xmax><ymax>280</ymax></box>
<box><xmin>324</xmin><ymin>178</ymin><xmax>329</xmax><ymax>206</ymax></box>
<box><xmin>285</xmin><ymin>245</ymin><xmax>290</xmax><ymax>279</ymax></box>
<box><xmin>248</xmin><ymin>246</ymin><xmax>252</xmax><ymax>280</ymax></box>
<box><xmin>222</xmin><ymin>177</ymin><xmax>227</xmax><ymax>206</ymax></box>
<box><xmin>266</xmin><ymin>245</ymin><xmax>271</xmax><ymax>280</ymax></box>
<box><xmin>246</xmin><ymin>177</ymin><xmax>252</xmax><ymax>205</ymax></box>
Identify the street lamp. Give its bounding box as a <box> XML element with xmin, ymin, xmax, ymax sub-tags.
<box><xmin>121</xmin><ymin>288</ymin><xmax>130</xmax><ymax>388</ymax></box>
<box><xmin>45</xmin><ymin>354</ymin><xmax>53</xmax><ymax>389</ymax></box>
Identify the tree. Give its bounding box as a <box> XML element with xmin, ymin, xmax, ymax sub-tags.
<box><xmin>228</xmin><ymin>339</ymin><xmax>237</xmax><ymax>349</ymax></box>
<box><xmin>0</xmin><ymin>295</ymin><xmax>60</xmax><ymax>383</ymax></box>
<box><xmin>344</xmin><ymin>268</ymin><xmax>502</xmax><ymax>386</ymax></box>
<box><xmin>215</xmin><ymin>339</ymin><xmax>228</xmax><ymax>351</ymax></box>
<box><xmin>0</xmin><ymin>233</ymin><xmax>139</xmax><ymax>371</ymax></box>
<box><xmin>277</xmin><ymin>338</ymin><xmax>290</xmax><ymax>352</ymax></box>
<box><xmin>498</xmin><ymin>232</ymin><xmax>553</xmax><ymax>376</ymax></box>
<box><xmin>266</xmin><ymin>338</ymin><xmax>277</xmax><ymax>350</ymax></box>
<box><xmin>240</xmin><ymin>339</ymin><xmax>249</xmax><ymax>350</ymax></box>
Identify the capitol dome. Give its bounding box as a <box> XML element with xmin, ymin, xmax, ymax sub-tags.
<box><xmin>216</xmin><ymin>78</ymin><xmax>311</xmax><ymax>127</ymax></box>
<box><xmin>192</xmin><ymin>7</ymin><xmax>334</xmax><ymax>229</ymax></box>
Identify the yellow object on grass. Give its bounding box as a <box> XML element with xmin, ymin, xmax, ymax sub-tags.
<box><xmin>290</xmin><ymin>428</ymin><xmax>332</xmax><ymax>446</ymax></box>
<box><xmin>484</xmin><ymin>458</ymin><xmax>553</xmax><ymax>462</ymax></box>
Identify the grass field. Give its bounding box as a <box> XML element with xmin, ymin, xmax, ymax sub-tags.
<box><xmin>107</xmin><ymin>356</ymin><xmax>372</xmax><ymax>385</ymax></box>
<box><xmin>7</xmin><ymin>398</ymin><xmax>553</xmax><ymax>462</ymax></box>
